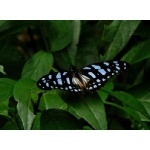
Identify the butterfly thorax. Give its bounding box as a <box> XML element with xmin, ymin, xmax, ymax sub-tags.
<box><xmin>70</xmin><ymin>66</ymin><xmax>90</xmax><ymax>91</ymax></box>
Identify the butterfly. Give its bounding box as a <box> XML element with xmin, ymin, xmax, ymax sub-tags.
<box><xmin>37</xmin><ymin>61</ymin><xmax>129</xmax><ymax>93</ymax></box>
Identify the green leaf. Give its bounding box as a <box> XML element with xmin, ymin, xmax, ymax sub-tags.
<box><xmin>127</xmin><ymin>83</ymin><xmax>150</xmax><ymax>118</ymax></box>
<box><xmin>103</xmin><ymin>20</ymin><xmax>141</xmax><ymax>60</ymax></box>
<box><xmin>97</xmin><ymin>82</ymin><xmax>114</xmax><ymax>102</ymax></box>
<box><xmin>68</xmin><ymin>20</ymin><xmax>81</xmax><ymax>65</ymax></box>
<box><xmin>13</xmin><ymin>78</ymin><xmax>35</xmax><ymax>130</ymax></box>
<box><xmin>0</xmin><ymin>115</ymin><xmax>17</xmax><ymax>130</ymax></box>
<box><xmin>32</xmin><ymin>112</ymin><xmax>41</xmax><ymax>130</ymax></box>
<box><xmin>65</xmin><ymin>93</ymin><xmax>107</xmax><ymax>130</ymax></box>
<box><xmin>106</xmin><ymin>90</ymin><xmax>150</xmax><ymax>120</ymax></box>
<box><xmin>122</xmin><ymin>39</ymin><xmax>150</xmax><ymax>64</ymax></box>
<box><xmin>40</xmin><ymin>108</ymin><xmax>82</xmax><ymax>130</ymax></box>
<box><xmin>0</xmin><ymin>100</ymin><xmax>9</xmax><ymax>116</ymax></box>
<box><xmin>21</xmin><ymin>51</ymin><xmax>53</xmax><ymax>81</ymax></box>
<box><xmin>0</xmin><ymin>78</ymin><xmax>15</xmax><ymax>101</ymax></box>
<box><xmin>42</xmin><ymin>91</ymin><xmax>67</xmax><ymax>110</ymax></box>
<box><xmin>76</xmin><ymin>39</ymin><xmax>99</xmax><ymax>67</ymax></box>
<box><xmin>48</xmin><ymin>21</ymin><xmax>73</xmax><ymax>51</ymax></box>
<box><xmin>103</xmin><ymin>20</ymin><xmax>122</xmax><ymax>42</ymax></box>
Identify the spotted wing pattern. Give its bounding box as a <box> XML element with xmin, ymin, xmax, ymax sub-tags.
<box><xmin>37</xmin><ymin>61</ymin><xmax>129</xmax><ymax>93</ymax></box>
<box><xmin>37</xmin><ymin>71</ymin><xmax>82</xmax><ymax>92</ymax></box>
<box><xmin>78</xmin><ymin>61</ymin><xmax>129</xmax><ymax>92</ymax></box>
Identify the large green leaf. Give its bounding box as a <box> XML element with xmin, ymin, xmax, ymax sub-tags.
<box><xmin>42</xmin><ymin>91</ymin><xmax>67</xmax><ymax>110</ymax></box>
<box><xmin>97</xmin><ymin>82</ymin><xmax>114</xmax><ymax>102</ymax></box>
<box><xmin>0</xmin><ymin>78</ymin><xmax>15</xmax><ymax>101</ymax></box>
<box><xmin>68</xmin><ymin>20</ymin><xmax>81</xmax><ymax>65</ymax></box>
<box><xmin>106</xmin><ymin>90</ymin><xmax>150</xmax><ymax>120</ymax></box>
<box><xmin>64</xmin><ymin>93</ymin><xmax>107</xmax><ymax>130</ymax></box>
<box><xmin>76</xmin><ymin>39</ymin><xmax>99</xmax><ymax>67</ymax></box>
<box><xmin>127</xmin><ymin>83</ymin><xmax>150</xmax><ymax>118</ymax></box>
<box><xmin>48</xmin><ymin>21</ymin><xmax>73</xmax><ymax>51</ymax></box>
<box><xmin>103</xmin><ymin>20</ymin><xmax>141</xmax><ymax>60</ymax></box>
<box><xmin>40</xmin><ymin>108</ymin><xmax>83</xmax><ymax>130</ymax></box>
<box><xmin>105</xmin><ymin>101</ymin><xmax>148</xmax><ymax>122</ymax></box>
<box><xmin>32</xmin><ymin>112</ymin><xmax>41</xmax><ymax>130</ymax></box>
<box><xmin>21</xmin><ymin>51</ymin><xmax>53</xmax><ymax>81</ymax></box>
<box><xmin>122</xmin><ymin>39</ymin><xmax>150</xmax><ymax>64</ymax></box>
<box><xmin>13</xmin><ymin>78</ymin><xmax>35</xmax><ymax>130</ymax></box>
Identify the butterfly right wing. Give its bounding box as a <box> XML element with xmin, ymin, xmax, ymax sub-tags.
<box><xmin>79</xmin><ymin>61</ymin><xmax>129</xmax><ymax>92</ymax></box>
<box><xmin>37</xmin><ymin>71</ymin><xmax>82</xmax><ymax>93</ymax></box>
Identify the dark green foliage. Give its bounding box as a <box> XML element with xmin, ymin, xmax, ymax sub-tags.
<box><xmin>0</xmin><ymin>20</ymin><xmax>150</xmax><ymax>130</ymax></box>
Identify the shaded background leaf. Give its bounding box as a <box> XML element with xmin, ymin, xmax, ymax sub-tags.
<box><xmin>21</xmin><ymin>51</ymin><xmax>53</xmax><ymax>81</ymax></box>
<box><xmin>13</xmin><ymin>78</ymin><xmax>35</xmax><ymax>130</ymax></box>
<box><xmin>40</xmin><ymin>108</ymin><xmax>83</xmax><ymax>130</ymax></box>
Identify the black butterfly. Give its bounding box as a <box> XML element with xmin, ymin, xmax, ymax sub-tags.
<box><xmin>37</xmin><ymin>61</ymin><xmax>129</xmax><ymax>93</ymax></box>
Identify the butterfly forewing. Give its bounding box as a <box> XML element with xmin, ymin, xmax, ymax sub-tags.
<box><xmin>79</xmin><ymin>61</ymin><xmax>129</xmax><ymax>91</ymax></box>
<box><xmin>37</xmin><ymin>71</ymin><xmax>83</xmax><ymax>93</ymax></box>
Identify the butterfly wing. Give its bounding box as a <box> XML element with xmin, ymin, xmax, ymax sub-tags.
<box><xmin>37</xmin><ymin>71</ymin><xmax>83</xmax><ymax>93</ymax></box>
<box><xmin>79</xmin><ymin>61</ymin><xmax>129</xmax><ymax>92</ymax></box>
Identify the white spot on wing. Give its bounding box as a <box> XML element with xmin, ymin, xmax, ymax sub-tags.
<box><xmin>57</xmin><ymin>79</ymin><xmax>62</xmax><ymax>85</ymax></box>
<box><xmin>102</xmin><ymin>78</ymin><xmax>106</xmax><ymax>81</ymax></box>
<box><xmin>74</xmin><ymin>89</ymin><xmax>78</xmax><ymax>92</ymax></box>
<box><xmin>113</xmin><ymin>61</ymin><xmax>118</xmax><ymax>64</ymax></box>
<box><xmin>88</xmin><ymin>72</ymin><xmax>96</xmax><ymax>78</ymax></box>
<box><xmin>63</xmin><ymin>72</ymin><xmax>67</xmax><ymax>76</ymax></box>
<box><xmin>43</xmin><ymin>80</ymin><xmax>46</xmax><ymax>83</ymax></box>
<box><xmin>96</xmin><ymin>79</ymin><xmax>100</xmax><ymax>82</ymax></box>
<box><xmin>89</xmin><ymin>87</ymin><xmax>93</xmax><ymax>90</ymax></box>
<box><xmin>107</xmin><ymin>68</ymin><xmax>111</xmax><ymax>72</ymax></box>
<box><xmin>69</xmin><ymin>86</ymin><xmax>72</xmax><ymax>89</ymax></box>
<box><xmin>115</xmin><ymin>63</ymin><xmax>119</xmax><ymax>66</ymax></box>
<box><xmin>48</xmin><ymin>75</ymin><xmax>52</xmax><ymax>79</ymax></box>
<box><xmin>83</xmin><ymin>67</ymin><xmax>91</xmax><ymax>70</ymax></box>
<box><xmin>92</xmin><ymin>65</ymin><xmax>101</xmax><ymax>70</ymax></box>
<box><xmin>93</xmin><ymin>85</ymin><xmax>97</xmax><ymax>88</ymax></box>
<box><xmin>98</xmin><ymin>69</ymin><xmax>106</xmax><ymax>75</ymax></box>
<box><xmin>116</xmin><ymin>66</ymin><xmax>120</xmax><ymax>70</ymax></box>
<box><xmin>46</xmin><ymin>83</ymin><xmax>49</xmax><ymax>87</ymax></box>
<box><xmin>66</xmin><ymin>77</ymin><xmax>70</xmax><ymax>84</ymax></box>
<box><xmin>103</xmin><ymin>62</ymin><xmax>109</xmax><ymax>66</ymax></box>
<box><xmin>56</xmin><ymin>72</ymin><xmax>61</xmax><ymax>78</ymax></box>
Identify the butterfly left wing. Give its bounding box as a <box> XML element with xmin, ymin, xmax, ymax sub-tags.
<box><xmin>37</xmin><ymin>71</ymin><xmax>83</xmax><ymax>93</ymax></box>
<box><xmin>78</xmin><ymin>61</ymin><xmax>129</xmax><ymax>92</ymax></box>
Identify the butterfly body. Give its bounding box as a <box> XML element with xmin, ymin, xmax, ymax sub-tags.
<box><xmin>37</xmin><ymin>61</ymin><xmax>129</xmax><ymax>93</ymax></box>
